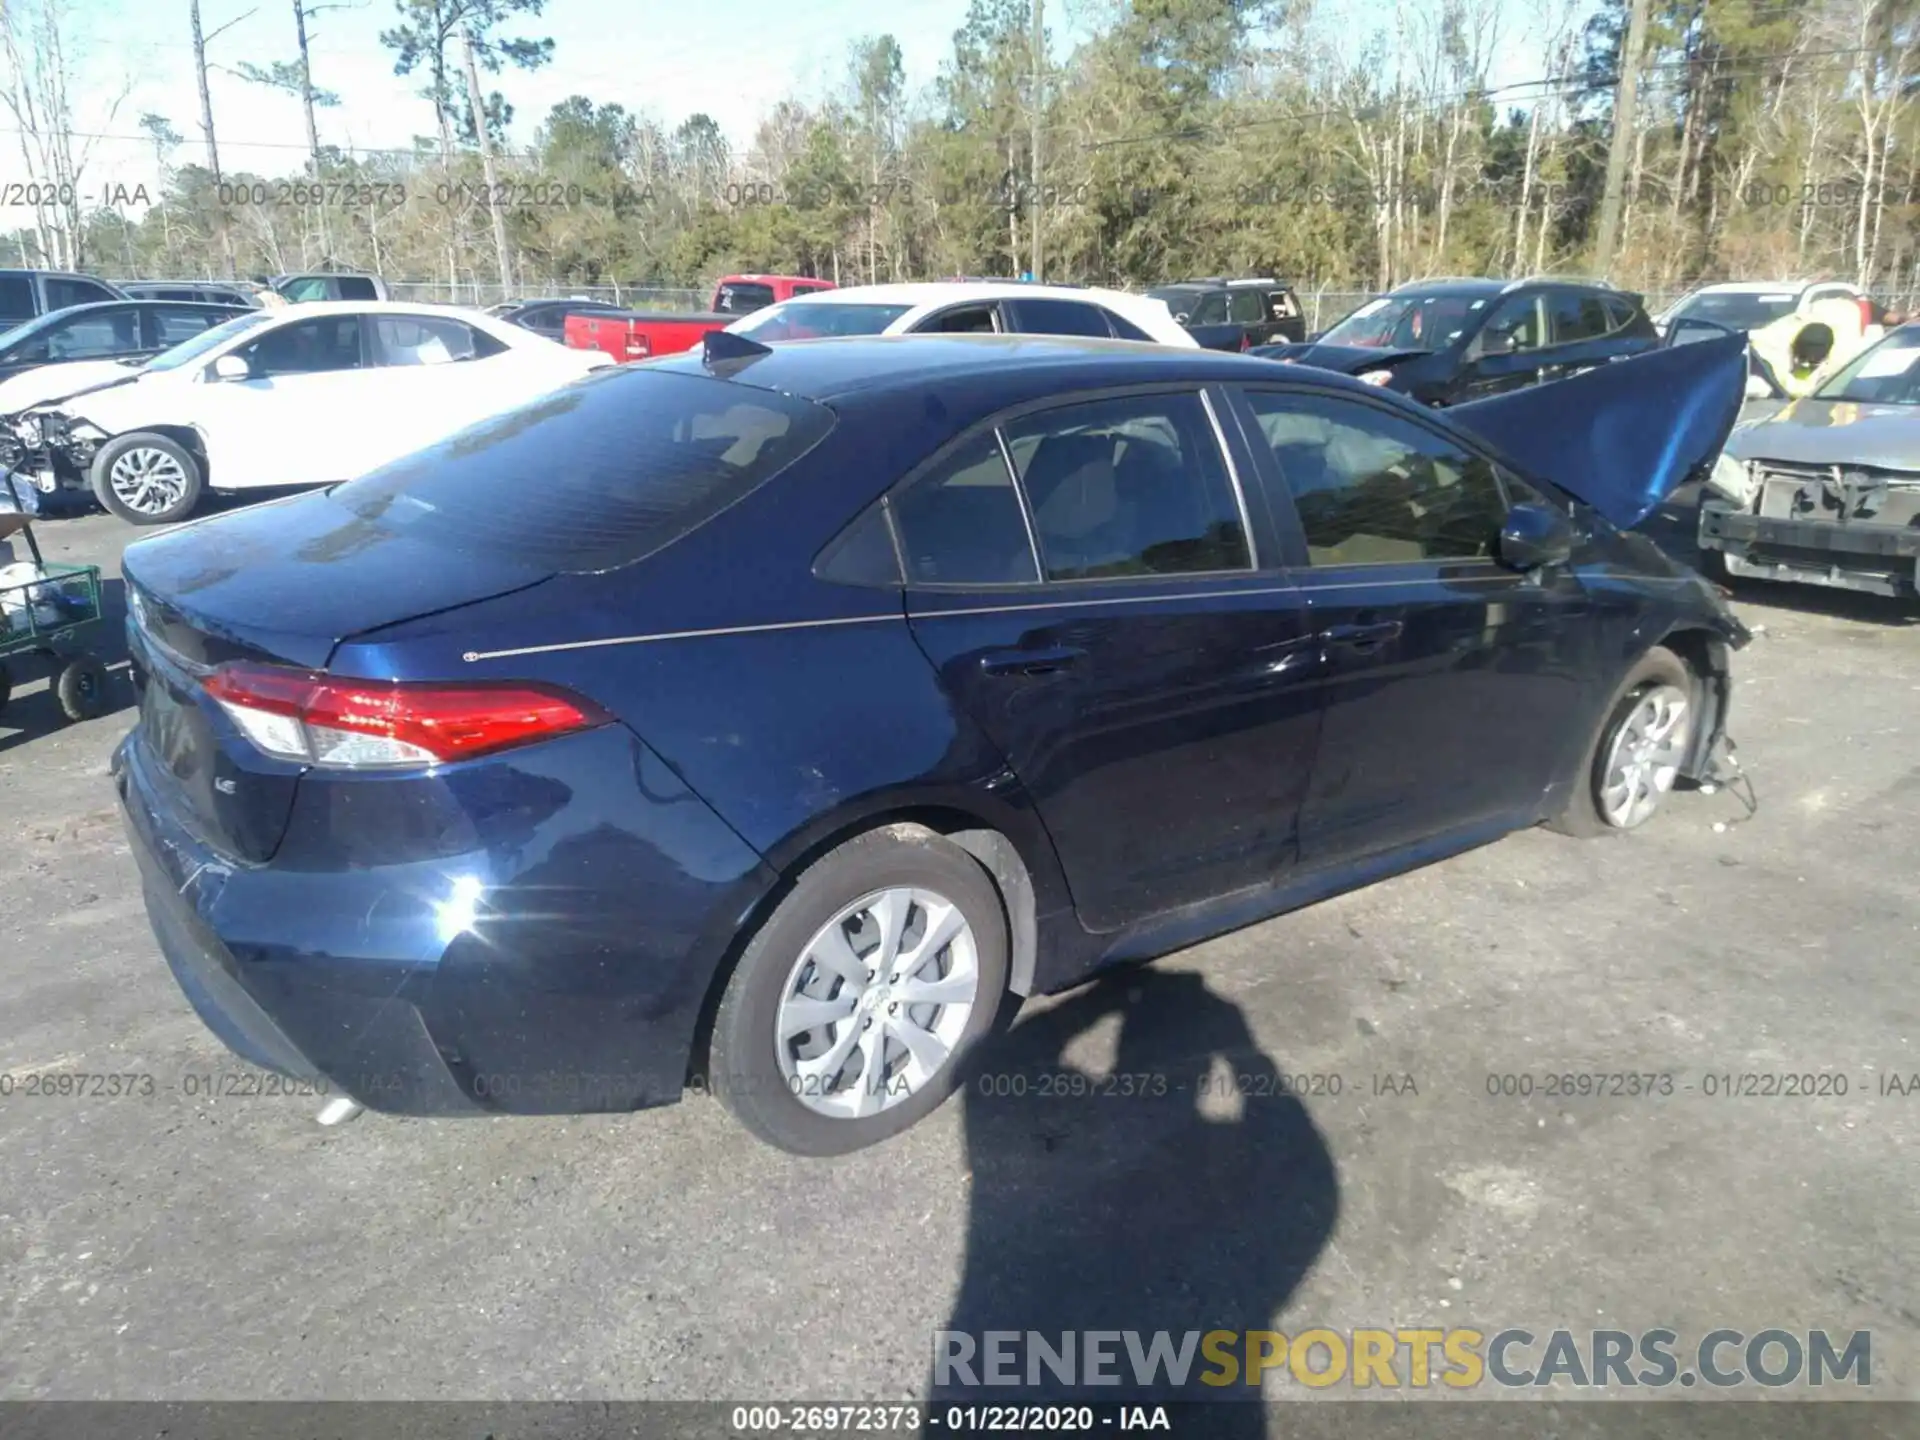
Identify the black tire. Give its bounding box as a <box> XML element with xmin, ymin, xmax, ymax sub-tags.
<box><xmin>90</xmin><ymin>433</ymin><xmax>203</xmax><ymax>526</ymax></box>
<box><xmin>708</xmin><ymin>824</ymin><xmax>1010</xmax><ymax>1157</ymax></box>
<box><xmin>56</xmin><ymin>654</ymin><xmax>110</xmax><ymax>721</ymax></box>
<box><xmin>0</xmin><ymin>659</ymin><xmax>11</xmax><ymax>718</ymax></box>
<box><xmin>1548</xmin><ymin>645</ymin><xmax>1695</xmax><ymax>839</ymax></box>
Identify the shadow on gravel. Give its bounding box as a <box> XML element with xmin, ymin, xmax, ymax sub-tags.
<box><xmin>928</xmin><ymin>968</ymin><xmax>1338</xmax><ymax>1435</ymax></box>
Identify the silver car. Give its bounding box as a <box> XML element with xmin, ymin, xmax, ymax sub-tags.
<box><xmin>1698</xmin><ymin>323</ymin><xmax>1920</xmax><ymax>599</ymax></box>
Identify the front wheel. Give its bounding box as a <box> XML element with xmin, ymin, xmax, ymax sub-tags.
<box><xmin>1549</xmin><ymin>647</ymin><xmax>1696</xmax><ymax>838</ymax></box>
<box><xmin>91</xmin><ymin>433</ymin><xmax>203</xmax><ymax>526</ymax></box>
<box><xmin>708</xmin><ymin>826</ymin><xmax>1010</xmax><ymax>1156</ymax></box>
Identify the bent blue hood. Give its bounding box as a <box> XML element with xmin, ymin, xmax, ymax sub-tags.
<box><xmin>1448</xmin><ymin>333</ymin><xmax>1748</xmax><ymax>530</ymax></box>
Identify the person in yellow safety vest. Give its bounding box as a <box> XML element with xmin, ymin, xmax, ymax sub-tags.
<box><xmin>1747</xmin><ymin>294</ymin><xmax>1878</xmax><ymax>397</ymax></box>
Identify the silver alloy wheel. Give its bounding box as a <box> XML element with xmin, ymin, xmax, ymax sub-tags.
<box><xmin>108</xmin><ymin>446</ymin><xmax>189</xmax><ymax>517</ymax></box>
<box><xmin>774</xmin><ymin>885</ymin><xmax>981</xmax><ymax>1120</ymax></box>
<box><xmin>1599</xmin><ymin>683</ymin><xmax>1691</xmax><ymax>829</ymax></box>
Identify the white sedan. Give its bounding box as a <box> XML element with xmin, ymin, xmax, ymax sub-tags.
<box><xmin>722</xmin><ymin>282</ymin><xmax>1198</xmax><ymax>347</ymax></box>
<box><xmin>10</xmin><ymin>301</ymin><xmax>610</xmax><ymax>524</ymax></box>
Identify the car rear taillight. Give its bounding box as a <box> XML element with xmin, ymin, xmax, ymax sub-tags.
<box><xmin>625</xmin><ymin>332</ymin><xmax>651</xmax><ymax>358</ymax></box>
<box><xmin>1239</xmin><ymin>332</ymin><xmax>1251</xmax><ymax>351</ymax></box>
<box><xmin>202</xmin><ymin>663</ymin><xmax>608</xmax><ymax>769</ymax></box>
<box><xmin>1859</xmin><ymin>296</ymin><xmax>1876</xmax><ymax>330</ymax></box>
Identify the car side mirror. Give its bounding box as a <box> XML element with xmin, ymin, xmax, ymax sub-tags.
<box><xmin>1497</xmin><ymin>501</ymin><xmax>1573</xmax><ymax>572</ymax></box>
<box><xmin>212</xmin><ymin>354</ymin><xmax>252</xmax><ymax>381</ymax></box>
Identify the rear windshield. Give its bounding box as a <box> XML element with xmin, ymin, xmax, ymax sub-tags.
<box><xmin>1668</xmin><ymin>291</ymin><xmax>1798</xmax><ymax>332</ymax></box>
<box><xmin>332</xmin><ymin>368</ymin><xmax>837</xmax><ymax>572</ymax></box>
<box><xmin>714</xmin><ymin>282</ymin><xmax>776</xmax><ymax>313</ymax></box>
<box><xmin>729</xmin><ymin>302</ymin><xmax>912</xmax><ymax>341</ymax></box>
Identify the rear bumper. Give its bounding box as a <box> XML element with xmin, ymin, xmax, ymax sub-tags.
<box><xmin>111</xmin><ymin>724</ymin><xmax>779</xmax><ymax>1116</ymax></box>
<box><xmin>1698</xmin><ymin>499</ymin><xmax>1920</xmax><ymax>598</ymax></box>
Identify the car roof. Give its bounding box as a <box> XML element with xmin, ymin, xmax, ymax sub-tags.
<box><xmin>647</xmin><ymin>332</ymin><xmax>1379</xmax><ymax>403</ymax></box>
<box><xmin>1389</xmin><ymin>277</ymin><xmax>1508</xmax><ymax>297</ymax></box>
<box><xmin>1685</xmin><ymin>280</ymin><xmax>1832</xmax><ymax>294</ymax></box>
<box><xmin>263</xmin><ymin>299</ymin><xmax>483</xmax><ymax>318</ymax></box>
<box><xmin>777</xmin><ymin>281</ymin><xmax>1130</xmax><ymax>308</ymax></box>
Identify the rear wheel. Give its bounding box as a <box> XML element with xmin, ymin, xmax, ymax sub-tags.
<box><xmin>708</xmin><ymin>825</ymin><xmax>1009</xmax><ymax>1156</ymax></box>
<box><xmin>1549</xmin><ymin>646</ymin><xmax>1695</xmax><ymax>838</ymax></box>
<box><xmin>92</xmin><ymin>433</ymin><xmax>203</xmax><ymax>526</ymax></box>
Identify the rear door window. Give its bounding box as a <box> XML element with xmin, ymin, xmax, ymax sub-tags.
<box><xmin>715</xmin><ymin>282</ymin><xmax>777</xmax><ymax>313</ymax></box>
<box><xmin>892</xmin><ymin>433</ymin><xmax>1038</xmax><ymax>585</ymax></box>
<box><xmin>372</xmin><ymin>314</ymin><xmax>505</xmax><ymax>365</ymax></box>
<box><xmin>1001</xmin><ymin>392</ymin><xmax>1251</xmax><ymax>579</ymax></box>
<box><xmin>334</xmin><ymin>368</ymin><xmax>837</xmax><ymax>572</ymax></box>
<box><xmin>45</xmin><ymin>277</ymin><xmax>117</xmax><ymax>310</ymax></box>
<box><xmin>916</xmin><ymin>304</ymin><xmax>1000</xmax><ymax>334</ymax></box>
<box><xmin>335</xmin><ymin>276</ymin><xmax>380</xmax><ymax>301</ymax></box>
<box><xmin>1004</xmin><ymin>298</ymin><xmax>1113</xmax><ymax>338</ymax></box>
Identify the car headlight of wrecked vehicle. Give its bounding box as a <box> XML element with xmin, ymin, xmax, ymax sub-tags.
<box><xmin>1704</xmin><ymin>449</ymin><xmax>1758</xmax><ymax>507</ymax></box>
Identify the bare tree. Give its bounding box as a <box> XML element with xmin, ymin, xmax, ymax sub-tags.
<box><xmin>191</xmin><ymin>0</ymin><xmax>255</xmax><ymax>277</ymax></box>
<box><xmin>0</xmin><ymin>0</ymin><xmax>132</xmax><ymax>268</ymax></box>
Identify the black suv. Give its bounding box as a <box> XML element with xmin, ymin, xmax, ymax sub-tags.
<box><xmin>1147</xmin><ymin>277</ymin><xmax>1306</xmax><ymax>350</ymax></box>
<box><xmin>1253</xmin><ymin>277</ymin><xmax>1659</xmax><ymax>406</ymax></box>
<box><xmin>0</xmin><ymin>269</ymin><xmax>128</xmax><ymax>328</ymax></box>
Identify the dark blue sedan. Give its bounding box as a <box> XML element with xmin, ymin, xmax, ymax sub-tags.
<box><xmin>111</xmin><ymin>330</ymin><xmax>1751</xmax><ymax>1155</ymax></box>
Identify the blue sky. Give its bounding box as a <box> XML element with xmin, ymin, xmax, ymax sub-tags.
<box><xmin>66</xmin><ymin>0</ymin><xmax>1013</xmax><ymax>184</ymax></box>
<box><xmin>56</xmin><ymin>0</ymin><xmax>1566</xmax><ymax>191</ymax></box>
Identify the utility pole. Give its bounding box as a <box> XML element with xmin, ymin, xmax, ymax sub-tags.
<box><xmin>1029</xmin><ymin>0</ymin><xmax>1043</xmax><ymax>283</ymax></box>
<box><xmin>459</xmin><ymin>20</ymin><xmax>514</xmax><ymax>295</ymax></box>
<box><xmin>190</xmin><ymin>0</ymin><xmax>247</xmax><ymax>280</ymax></box>
<box><xmin>1592</xmin><ymin>0</ymin><xmax>1651</xmax><ymax>277</ymax></box>
<box><xmin>292</xmin><ymin>0</ymin><xmax>330</xmax><ymax>261</ymax></box>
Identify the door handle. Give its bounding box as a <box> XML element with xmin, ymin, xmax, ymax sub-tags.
<box><xmin>979</xmin><ymin>644</ymin><xmax>1086</xmax><ymax>677</ymax></box>
<box><xmin>1319</xmin><ymin>620</ymin><xmax>1402</xmax><ymax>652</ymax></box>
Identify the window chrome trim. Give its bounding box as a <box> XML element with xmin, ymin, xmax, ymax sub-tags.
<box><xmin>1200</xmin><ymin>386</ymin><xmax>1259</xmax><ymax>572</ymax></box>
<box><xmin>993</xmin><ymin>426</ymin><xmax>1046</xmax><ymax>583</ymax></box>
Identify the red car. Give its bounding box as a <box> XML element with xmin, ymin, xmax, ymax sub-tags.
<box><xmin>564</xmin><ymin>274</ymin><xmax>835</xmax><ymax>362</ymax></box>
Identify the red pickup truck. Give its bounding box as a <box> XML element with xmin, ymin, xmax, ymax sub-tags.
<box><xmin>563</xmin><ymin>274</ymin><xmax>835</xmax><ymax>363</ymax></box>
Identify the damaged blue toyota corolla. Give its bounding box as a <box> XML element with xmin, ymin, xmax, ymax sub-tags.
<box><xmin>111</xmin><ymin>330</ymin><xmax>1752</xmax><ymax>1155</ymax></box>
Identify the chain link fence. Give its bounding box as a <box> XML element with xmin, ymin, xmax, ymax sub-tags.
<box><xmin>384</xmin><ymin>280</ymin><xmax>708</xmax><ymax>310</ymax></box>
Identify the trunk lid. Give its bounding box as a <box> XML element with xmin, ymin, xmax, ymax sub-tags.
<box><xmin>1449</xmin><ymin>332</ymin><xmax>1749</xmax><ymax>530</ymax></box>
<box><xmin>121</xmin><ymin>487</ymin><xmax>552</xmax><ymax>861</ymax></box>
